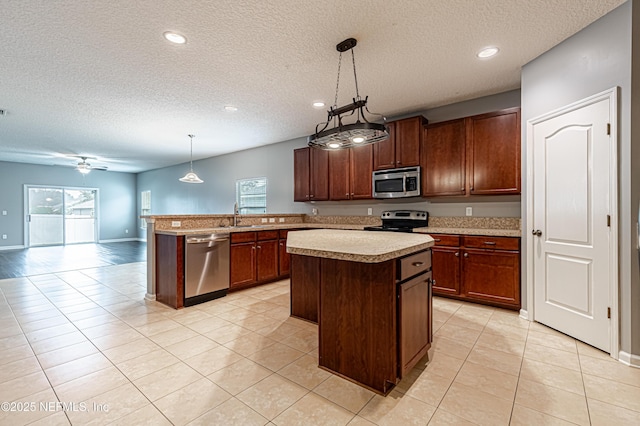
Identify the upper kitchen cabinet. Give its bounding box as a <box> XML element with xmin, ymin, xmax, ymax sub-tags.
<box><xmin>293</xmin><ymin>147</ymin><xmax>329</xmax><ymax>202</ymax></box>
<box><xmin>467</xmin><ymin>108</ymin><xmax>521</xmax><ymax>195</ymax></box>
<box><xmin>328</xmin><ymin>144</ymin><xmax>373</xmax><ymax>200</ymax></box>
<box><xmin>421</xmin><ymin>107</ymin><xmax>521</xmax><ymax>197</ymax></box>
<box><xmin>373</xmin><ymin>116</ymin><xmax>427</xmax><ymax>170</ymax></box>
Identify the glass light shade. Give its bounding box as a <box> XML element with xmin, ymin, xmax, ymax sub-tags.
<box><xmin>179</xmin><ymin>171</ymin><xmax>203</xmax><ymax>184</ymax></box>
<box><xmin>77</xmin><ymin>164</ymin><xmax>91</xmax><ymax>174</ymax></box>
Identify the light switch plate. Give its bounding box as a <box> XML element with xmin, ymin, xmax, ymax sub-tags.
<box><xmin>1</xmin><ymin>234</ymin><xmax>6</xmax><ymax>240</ymax></box>
<box><xmin>367</xmin><ymin>208</ymin><xmax>373</xmax><ymax>215</ymax></box>
<box><xmin>269</xmin><ymin>218</ymin><xmax>275</xmax><ymax>223</ymax></box>
<box><xmin>171</xmin><ymin>221</ymin><xmax>181</xmax><ymax>227</ymax></box>
<box><xmin>1</xmin><ymin>210</ymin><xmax>6</xmax><ymax>216</ymax></box>
<box><xmin>261</xmin><ymin>218</ymin><xmax>268</xmax><ymax>223</ymax></box>
<box><xmin>466</xmin><ymin>207</ymin><xmax>473</xmax><ymax>216</ymax></box>
<box><xmin>279</xmin><ymin>218</ymin><xmax>285</xmax><ymax>223</ymax></box>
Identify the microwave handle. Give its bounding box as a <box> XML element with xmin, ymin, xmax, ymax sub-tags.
<box><xmin>403</xmin><ymin>173</ymin><xmax>407</xmax><ymax>193</ymax></box>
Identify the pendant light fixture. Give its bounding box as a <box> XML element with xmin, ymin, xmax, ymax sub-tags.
<box><xmin>308</xmin><ymin>38</ymin><xmax>388</xmax><ymax>150</ymax></box>
<box><xmin>179</xmin><ymin>134</ymin><xmax>203</xmax><ymax>183</ymax></box>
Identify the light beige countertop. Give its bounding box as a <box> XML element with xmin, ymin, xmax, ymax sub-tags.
<box><xmin>286</xmin><ymin>229</ymin><xmax>434</xmax><ymax>263</ymax></box>
<box><xmin>413</xmin><ymin>227</ymin><xmax>521</xmax><ymax>237</ymax></box>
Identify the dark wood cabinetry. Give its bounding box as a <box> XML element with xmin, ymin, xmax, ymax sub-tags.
<box><xmin>290</xmin><ymin>249</ymin><xmax>432</xmax><ymax>394</ymax></box>
<box><xmin>230</xmin><ymin>230</ymin><xmax>282</xmax><ymax>291</ymax></box>
<box><xmin>293</xmin><ymin>147</ymin><xmax>329</xmax><ymax>202</ymax></box>
<box><xmin>374</xmin><ymin>116</ymin><xmax>427</xmax><ymax>170</ymax></box>
<box><xmin>422</xmin><ymin>108</ymin><xmax>521</xmax><ymax>197</ymax></box>
<box><xmin>431</xmin><ymin>234</ymin><xmax>520</xmax><ymax>310</ymax></box>
<box><xmin>278</xmin><ymin>230</ymin><xmax>291</xmax><ymax>277</ymax></box>
<box><xmin>155</xmin><ymin>234</ymin><xmax>185</xmax><ymax>309</ymax></box>
<box><xmin>328</xmin><ymin>144</ymin><xmax>373</xmax><ymax>200</ymax></box>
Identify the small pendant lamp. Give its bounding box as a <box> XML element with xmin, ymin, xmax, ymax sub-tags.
<box><xmin>179</xmin><ymin>134</ymin><xmax>203</xmax><ymax>183</ymax></box>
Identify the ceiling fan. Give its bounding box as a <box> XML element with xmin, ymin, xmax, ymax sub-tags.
<box><xmin>74</xmin><ymin>156</ymin><xmax>108</xmax><ymax>174</ymax></box>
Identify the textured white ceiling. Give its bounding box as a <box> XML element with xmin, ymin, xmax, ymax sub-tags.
<box><xmin>0</xmin><ymin>0</ymin><xmax>625</xmax><ymax>172</ymax></box>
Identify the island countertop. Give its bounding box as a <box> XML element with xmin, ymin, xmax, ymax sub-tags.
<box><xmin>286</xmin><ymin>229</ymin><xmax>434</xmax><ymax>263</ymax></box>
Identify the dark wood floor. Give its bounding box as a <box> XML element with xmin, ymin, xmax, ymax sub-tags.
<box><xmin>0</xmin><ymin>241</ymin><xmax>147</xmax><ymax>279</ymax></box>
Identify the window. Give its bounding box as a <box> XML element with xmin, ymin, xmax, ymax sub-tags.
<box><xmin>141</xmin><ymin>190</ymin><xmax>151</xmax><ymax>229</ymax></box>
<box><xmin>236</xmin><ymin>177</ymin><xmax>267</xmax><ymax>214</ymax></box>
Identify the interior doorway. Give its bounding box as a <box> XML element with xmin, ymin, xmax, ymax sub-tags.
<box><xmin>25</xmin><ymin>186</ymin><xmax>99</xmax><ymax>247</ymax></box>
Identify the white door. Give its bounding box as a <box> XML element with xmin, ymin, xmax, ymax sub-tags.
<box><xmin>531</xmin><ymin>95</ymin><xmax>614</xmax><ymax>352</ymax></box>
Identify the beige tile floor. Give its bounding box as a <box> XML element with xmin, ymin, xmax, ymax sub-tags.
<box><xmin>1</xmin><ymin>262</ymin><xmax>639</xmax><ymax>425</ymax></box>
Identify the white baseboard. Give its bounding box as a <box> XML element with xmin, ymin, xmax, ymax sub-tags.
<box><xmin>618</xmin><ymin>351</ymin><xmax>640</xmax><ymax>368</ymax></box>
<box><xmin>98</xmin><ymin>238</ymin><xmax>145</xmax><ymax>243</ymax></box>
<box><xmin>0</xmin><ymin>245</ymin><xmax>25</xmax><ymax>251</ymax></box>
<box><xmin>144</xmin><ymin>293</ymin><xmax>156</xmax><ymax>302</ymax></box>
<box><xmin>519</xmin><ymin>309</ymin><xmax>529</xmax><ymax>321</ymax></box>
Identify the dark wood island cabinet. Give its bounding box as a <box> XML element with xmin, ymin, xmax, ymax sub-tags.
<box><xmin>287</xmin><ymin>229</ymin><xmax>434</xmax><ymax>395</ymax></box>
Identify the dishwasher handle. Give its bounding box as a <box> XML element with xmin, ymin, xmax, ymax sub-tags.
<box><xmin>186</xmin><ymin>236</ymin><xmax>230</xmax><ymax>244</ymax></box>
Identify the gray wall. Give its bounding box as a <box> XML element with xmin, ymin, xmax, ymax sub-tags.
<box><xmin>136</xmin><ymin>89</ymin><xmax>522</xmax><ymax>237</ymax></box>
<box><xmin>521</xmin><ymin>0</ymin><xmax>639</xmax><ymax>355</ymax></box>
<box><xmin>0</xmin><ymin>161</ymin><xmax>138</xmax><ymax>248</ymax></box>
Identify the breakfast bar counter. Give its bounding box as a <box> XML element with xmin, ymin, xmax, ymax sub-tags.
<box><xmin>287</xmin><ymin>229</ymin><xmax>435</xmax><ymax>395</ymax></box>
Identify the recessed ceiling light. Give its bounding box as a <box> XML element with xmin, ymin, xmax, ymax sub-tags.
<box><xmin>477</xmin><ymin>47</ymin><xmax>499</xmax><ymax>58</ymax></box>
<box><xmin>224</xmin><ymin>106</ymin><xmax>238</xmax><ymax>112</ymax></box>
<box><xmin>312</xmin><ymin>102</ymin><xmax>325</xmax><ymax>108</ymax></box>
<box><xmin>163</xmin><ymin>32</ymin><xmax>187</xmax><ymax>44</ymax></box>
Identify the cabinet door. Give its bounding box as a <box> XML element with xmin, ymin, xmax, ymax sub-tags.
<box><xmin>467</xmin><ymin>108</ymin><xmax>521</xmax><ymax>195</ymax></box>
<box><xmin>278</xmin><ymin>239</ymin><xmax>290</xmax><ymax>276</ymax></box>
<box><xmin>373</xmin><ymin>121</ymin><xmax>396</xmax><ymax>170</ymax></box>
<box><xmin>256</xmin><ymin>239</ymin><xmax>278</xmax><ymax>281</ymax></box>
<box><xmin>328</xmin><ymin>149</ymin><xmax>351</xmax><ymax>200</ymax></box>
<box><xmin>230</xmin><ymin>242</ymin><xmax>256</xmax><ymax>289</ymax></box>
<box><xmin>293</xmin><ymin>148</ymin><xmax>310</xmax><ymax>201</ymax></box>
<box><xmin>431</xmin><ymin>247</ymin><xmax>461</xmax><ymax>295</ymax></box>
<box><xmin>395</xmin><ymin>116</ymin><xmax>422</xmax><ymax>167</ymax></box>
<box><xmin>462</xmin><ymin>249</ymin><xmax>520</xmax><ymax>308</ymax></box>
<box><xmin>350</xmin><ymin>144</ymin><xmax>373</xmax><ymax>199</ymax></box>
<box><xmin>398</xmin><ymin>272</ymin><xmax>432</xmax><ymax>377</ymax></box>
<box><xmin>310</xmin><ymin>148</ymin><xmax>329</xmax><ymax>201</ymax></box>
<box><xmin>422</xmin><ymin>119</ymin><xmax>467</xmax><ymax>197</ymax></box>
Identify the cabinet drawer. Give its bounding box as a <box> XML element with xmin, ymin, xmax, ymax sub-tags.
<box><xmin>257</xmin><ymin>230</ymin><xmax>279</xmax><ymax>241</ymax></box>
<box><xmin>398</xmin><ymin>250</ymin><xmax>432</xmax><ymax>282</ymax></box>
<box><xmin>279</xmin><ymin>229</ymin><xmax>290</xmax><ymax>239</ymax></box>
<box><xmin>231</xmin><ymin>232</ymin><xmax>257</xmax><ymax>243</ymax></box>
<box><xmin>431</xmin><ymin>234</ymin><xmax>460</xmax><ymax>247</ymax></box>
<box><xmin>463</xmin><ymin>236</ymin><xmax>519</xmax><ymax>250</ymax></box>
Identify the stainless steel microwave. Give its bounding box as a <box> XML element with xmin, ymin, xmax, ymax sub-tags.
<box><xmin>372</xmin><ymin>167</ymin><xmax>421</xmax><ymax>199</ymax></box>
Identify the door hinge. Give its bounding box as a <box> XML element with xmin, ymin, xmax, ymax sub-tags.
<box><xmin>607</xmin><ymin>215</ymin><xmax>611</xmax><ymax>227</ymax></box>
<box><xmin>607</xmin><ymin>123</ymin><xmax>611</xmax><ymax>135</ymax></box>
<box><xmin>607</xmin><ymin>307</ymin><xmax>611</xmax><ymax>319</ymax></box>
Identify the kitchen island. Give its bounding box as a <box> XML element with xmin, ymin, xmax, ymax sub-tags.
<box><xmin>287</xmin><ymin>229</ymin><xmax>435</xmax><ymax>395</ymax></box>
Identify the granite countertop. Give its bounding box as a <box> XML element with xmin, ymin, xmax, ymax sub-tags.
<box><xmin>286</xmin><ymin>229</ymin><xmax>434</xmax><ymax>263</ymax></box>
<box><xmin>155</xmin><ymin>223</ymin><xmax>367</xmax><ymax>236</ymax></box>
<box><xmin>413</xmin><ymin>227</ymin><xmax>521</xmax><ymax>237</ymax></box>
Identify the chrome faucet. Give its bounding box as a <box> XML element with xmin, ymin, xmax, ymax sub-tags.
<box><xmin>233</xmin><ymin>202</ymin><xmax>239</xmax><ymax>226</ymax></box>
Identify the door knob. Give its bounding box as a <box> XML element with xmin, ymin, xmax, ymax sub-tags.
<box><xmin>532</xmin><ymin>229</ymin><xmax>542</xmax><ymax>237</ymax></box>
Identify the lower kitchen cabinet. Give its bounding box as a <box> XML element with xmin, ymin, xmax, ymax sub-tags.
<box><xmin>278</xmin><ymin>230</ymin><xmax>291</xmax><ymax>276</ymax></box>
<box><xmin>230</xmin><ymin>230</ymin><xmax>289</xmax><ymax>291</ymax></box>
<box><xmin>431</xmin><ymin>234</ymin><xmax>520</xmax><ymax>310</ymax></box>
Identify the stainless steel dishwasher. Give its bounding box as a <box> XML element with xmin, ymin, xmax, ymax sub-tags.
<box><xmin>184</xmin><ymin>233</ymin><xmax>230</xmax><ymax>307</ymax></box>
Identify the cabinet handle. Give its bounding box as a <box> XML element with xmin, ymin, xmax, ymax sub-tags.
<box><xmin>461</xmin><ymin>188</ymin><xmax>465</xmax><ymax>191</ymax></box>
<box><xmin>455</xmin><ymin>252</ymin><xmax>459</xmax><ymax>257</ymax></box>
<box><xmin>351</xmin><ymin>193</ymin><xmax>354</xmax><ymax>196</ymax></box>
<box><xmin>470</xmin><ymin>186</ymin><xmax>474</xmax><ymax>191</ymax></box>
<box><xmin>310</xmin><ymin>195</ymin><xmax>314</xmax><ymax>198</ymax></box>
<box><xmin>257</xmin><ymin>245</ymin><xmax>261</xmax><ymax>249</ymax></box>
<box><xmin>532</xmin><ymin>229</ymin><xmax>542</xmax><ymax>237</ymax></box>
<box><xmin>279</xmin><ymin>242</ymin><xmax>283</xmax><ymax>246</ymax></box>
<box><xmin>433</xmin><ymin>279</ymin><xmax>437</xmax><ymax>286</ymax></box>
<box><xmin>463</xmin><ymin>253</ymin><xmax>468</xmax><ymax>258</ymax></box>
<box><xmin>252</xmin><ymin>246</ymin><xmax>256</xmax><ymax>250</ymax></box>
<box><xmin>483</xmin><ymin>241</ymin><xmax>497</xmax><ymax>245</ymax></box>
<box><xmin>434</xmin><ymin>238</ymin><xmax>441</xmax><ymax>242</ymax></box>
<box><xmin>412</xmin><ymin>262</ymin><xmax>424</xmax><ymax>267</ymax></box>
<box><xmin>346</xmin><ymin>193</ymin><xmax>349</xmax><ymax>196</ymax></box>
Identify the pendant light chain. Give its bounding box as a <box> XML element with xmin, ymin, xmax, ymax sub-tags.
<box><xmin>351</xmin><ymin>49</ymin><xmax>360</xmax><ymax>100</ymax></box>
<box><xmin>333</xmin><ymin>52</ymin><xmax>343</xmax><ymax>109</ymax></box>
<box><xmin>188</xmin><ymin>134</ymin><xmax>195</xmax><ymax>170</ymax></box>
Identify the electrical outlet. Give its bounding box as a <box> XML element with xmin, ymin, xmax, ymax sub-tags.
<box><xmin>261</xmin><ymin>218</ymin><xmax>268</xmax><ymax>223</ymax></box>
<box><xmin>171</xmin><ymin>221</ymin><xmax>181</xmax><ymax>227</ymax></box>
<box><xmin>279</xmin><ymin>218</ymin><xmax>285</xmax><ymax>223</ymax></box>
<box><xmin>367</xmin><ymin>208</ymin><xmax>373</xmax><ymax>216</ymax></box>
<box><xmin>125</xmin><ymin>229</ymin><xmax>129</xmax><ymax>234</ymax></box>
<box><xmin>269</xmin><ymin>218</ymin><xmax>275</xmax><ymax>223</ymax></box>
<box><xmin>466</xmin><ymin>207</ymin><xmax>473</xmax><ymax>216</ymax></box>
<box><xmin>312</xmin><ymin>208</ymin><xmax>318</xmax><ymax>215</ymax></box>
<box><xmin>1</xmin><ymin>234</ymin><xmax>6</xmax><ymax>240</ymax></box>
<box><xmin>1</xmin><ymin>210</ymin><xmax>6</xmax><ymax>216</ymax></box>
